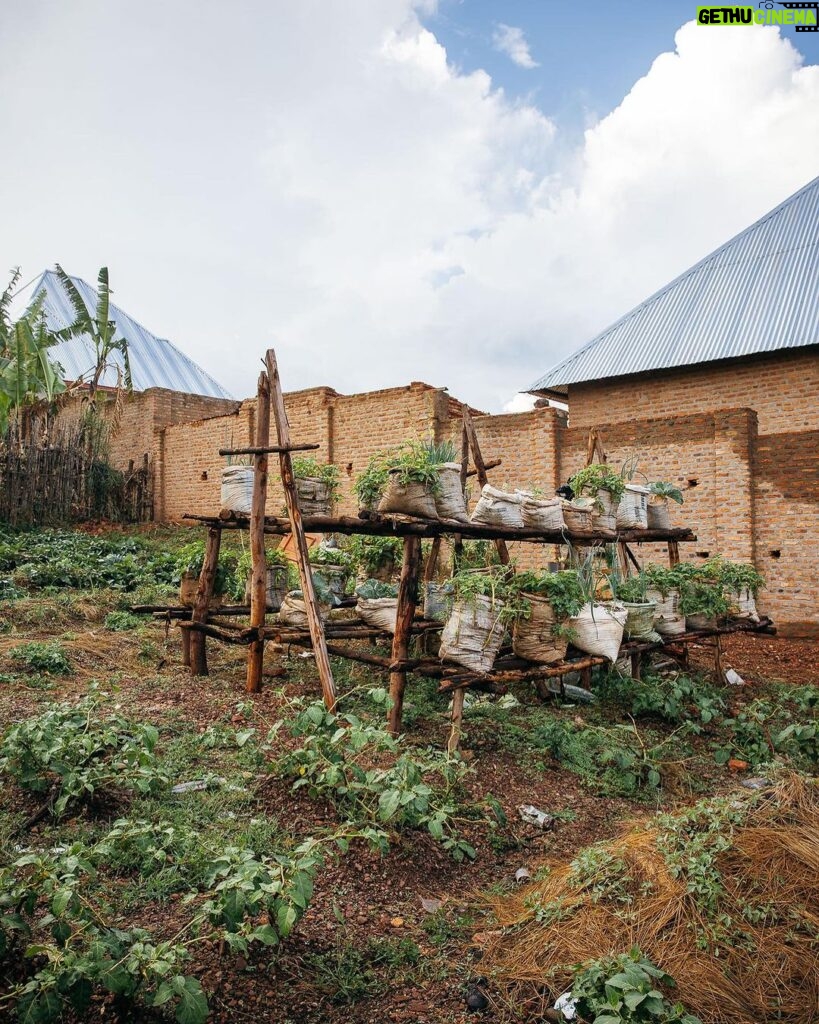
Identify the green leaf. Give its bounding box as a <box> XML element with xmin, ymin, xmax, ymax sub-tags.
<box><xmin>378</xmin><ymin>789</ymin><xmax>401</xmax><ymax>821</ymax></box>
<box><xmin>276</xmin><ymin>904</ymin><xmax>298</xmax><ymax>938</ymax></box>
<box><xmin>175</xmin><ymin>977</ymin><xmax>209</xmax><ymax>1024</ymax></box>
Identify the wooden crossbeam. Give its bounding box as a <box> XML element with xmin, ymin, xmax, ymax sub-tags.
<box><xmin>219</xmin><ymin>443</ymin><xmax>319</xmax><ymax>457</ymax></box>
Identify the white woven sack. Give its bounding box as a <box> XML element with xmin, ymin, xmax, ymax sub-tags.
<box><xmin>686</xmin><ymin>613</ymin><xmax>718</xmax><ymax>632</ymax></box>
<box><xmin>616</xmin><ymin>485</ymin><xmax>649</xmax><ymax>530</ymax></box>
<box><xmin>470</xmin><ymin>485</ymin><xmax>523</xmax><ymax>529</ymax></box>
<box><xmin>646</xmin><ymin>587</ymin><xmax>685</xmax><ymax>637</ymax></box>
<box><xmin>434</xmin><ymin>464</ymin><xmax>469</xmax><ymax>522</ymax></box>
<box><xmin>567</xmin><ymin>602</ymin><xmax>627</xmax><ymax>662</ymax></box>
<box><xmin>278</xmin><ymin>594</ymin><xmax>328</xmax><ymax>628</ymax></box>
<box><xmin>521</xmin><ymin>496</ymin><xmax>566</xmax><ymax>532</ymax></box>
<box><xmin>590</xmin><ymin>489</ymin><xmax>618</xmax><ymax>532</ymax></box>
<box><xmin>244</xmin><ymin>566</ymin><xmax>289</xmax><ymax>611</ymax></box>
<box><xmin>356</xmin><ymin>597</ymin><xmax>398</xmax><ymax>634</ymax></box>
<box><xmin>439</xmin><ymin>595</ymin><xmax>506</xmax><ymax>674</ymax></box>
<box><xmin>295</xmin><ymin>477</ymin><xmax>332</xmax><ymax>516</ymax></box>
<box><xmin>512</xmin><ymin>593</ymin><xmax>568</xmax><ymax>664</ymax></box>
<box><xmin>561</xmin><ymin>500</ymin><xmax>593</xmax><ymax>532</ymax></box>
<box><xmin>378</xmin><ymin>473</ymin><xmax>437</xmax><ymax>519</ymax></box>
<box><xmin>220</xmin><ymin>466</ymin><xmax>254</xmax><ymax>515</ymax></box>
<box><xmin>730</xmin><ymin>586</ymin><xmax>760</xmax><ymax>623</ymax></box>
<box><xmin>424</xmin><ymin>582</ymin><xmax>453</xmax><ymax>622</ymax></box>
<box><xmin>622</xmin><ymin>601</ymin><xmax>661</xmax><ymax>642</ymax></box>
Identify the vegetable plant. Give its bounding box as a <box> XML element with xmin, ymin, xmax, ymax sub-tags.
<box><xmin>507</xmin><ymin>570</ymin><xmax>584</xmax><ymax>621</ymax></box>
<box><xmin>678</xmin><ymin>581</ymin><xmax>729</xmax><ymax>620</ymax></box>
<box><xmin>173</xmin><ymin>541</ymin><xmax>236</xmax><ymax>595</ymax></box>
<box><xmin>355</xmin><ymin>579</ymin><xmax>399</xmax><ymax>599</ymax></box>
<box><xmin>292</xmin><ymin>457</ymin><xmax>340</xmax><ymax>504</ymax></box>
<box><xmin>347</xmin><ymin>534</ymin><xmax>403</xmax><ymax>575</ymax></box>
<box><xmin>9</xmin><ymin>641</ymin><xmax>72</xmax><ymax>675</ymax></box>
<box><xmin>569</xmin><ymin>464</ymin><xmax>627</xmax><ymax>504</ymax></box>
<box><xmin>649</xmin><ymin>481</ymin><xmax>685</xmax><ymax>505</ymax></box>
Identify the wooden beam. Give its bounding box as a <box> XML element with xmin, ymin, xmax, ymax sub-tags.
<box><xmin>388</xmin><ymin>536</ymin><xmax>421</xmax><ymax>736</ymax></box>
<box><xmin>219</xmin><ymin>443</ymin><xmax>319</xmax><ymax>457</ymax></box>
<box><xmin>462</xmin><ymin>408</ymin><xmax>510</xmax><ymax>565</ymax></box>
<box><xmin>246</xmin><ymin>371</ymin><xmax>271</xmax><ymax>694</ymax></box>
<box><xmin>190</xmin><ymin>526</ymin><xmax>221</xmax><ymax>675</ymax></box>
<box><xmin>448</xmin><ymin>688</ymin><xmax>465</xmax><ymax>754</ymax></box>
<box><xmin>266</xmin><ymin>348</ymin><xmax>337</xmax><ymax>711</ymax></box>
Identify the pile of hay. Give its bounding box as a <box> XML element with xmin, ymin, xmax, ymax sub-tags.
<box><xmin>480</xmin><ymin>774</ymin><xmax>819</xmax><ymax>1024</ymax></box>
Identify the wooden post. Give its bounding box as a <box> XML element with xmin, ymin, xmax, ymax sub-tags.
<box><xmin>667</xmin><ymin>540</ymin><xmax>680</xmax><ymax>567</ymax></box>
<box><xmin>630</xmin><ymin>650</ymin><xmax>642</xmax><ymax>681</ymax></box>
<box><xmin>246</xmin><ymin>371</ymin><xmax>271</xmax><ymax>694</ymax></box>
<box><xmin>448</xmin><ymin>687</ymin><xmax>465</xmax><ymax>753</ymax></box>
<box><xmin>180</xmin><ymin>628</ymin><xmax>191</xmax><ymax>667</ymax></box>
<box><xmin>388</xmin><ymin>536</ymin><xmax>422</xmax><ymax>736</ymax></box>
<box><xmin>266</xmin><ymin>349</ymin><xmax>337</xmax><ymax>711</ymax></box>
<box><xmin>190</xmin><ymin>526</ymin><xmax>222</xmax><ymax>676</ymax></box>
<box><xmin>714</xmin><ymin>635</ymin><xmax>724</xmax><ymax>680</ymax></box>
<box><xmin>462</xmin><ymin>408</ymin><xmax>510</xmax><ymax>566</ymax></box>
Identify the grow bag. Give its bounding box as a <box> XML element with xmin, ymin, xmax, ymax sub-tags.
<box><xmin>439</xmin><ymin>595</ymin><xmax>506</xmax><ymax>674</ymax></box>
<box><xmin>521</xmin><ymin>496</ymin><xmax>566</xmax><ymax>532</ymax></box>
<box><xmin>378</xmin><ymin>471</ymin><xmax>437</xmax><ymax>519</ymax></box>
<box><xmin>512</xmin><ymin>593</ymin><xmax>568</xmax><ymax>664</ymax></box>
<box><xmin>295</xmin><ymin>477</ymin><xmax>333</xmax><ymax>516</ymax></box>
<box><xmin>561</xmin><ymin>500</ymin><xmax>593</xmax><ymax>532</ymax></box>
<box><xmin>244</xmin><ymin>565</ymin><xmax>289</xmax><ymax>611</ymax></box>
<box><xmin>434</xmin><ymin>463</ymin><xmax>469</xmax><ymax>522</ymax></box>
<box><xmin>424</xmin><ymin>581</ymin><xmax>453</xmax><ymax>622</ymax></box>
<box><xmin>647</xmin><ymin>500</ymin><xmax>672</xmax><ymax>531</ymax></box>
<box><xmin>622</xmin><ymin>601</ymin><xmax>661</xmax><ymax>642</ymax></box>
<box><xmin>278</xmin><ymin>593</ymin><xmax>328</xmax><ymax>628</ymax></box>
<box><xmin>616</xmin><ymin>485</ymin><xmax>649</xmax><ymax>530</ymax></box>
<box><xmin>728</xmin><ymin>586</ymin><xmax>761</xmax><ymax>623</ymax></box>
<box><xmin>567</xmin><ymin>602</ymin><xmax>627</xmax><ymax>662</ymax></box>
<box><xmin>312</xmin><ymin>565</ymin><xmax>350</xmax><ymax>601</ymax></box>
<box><xmin>685</xmin><ymin>613</ymin><xmax>721</xmax><ymax>632</ymax></box>
<box><xmin>356</xmin><ymin>597</ymin><xmax>398</xmax><ymax>634</ymax></box>
<box><xmin>221</xmin><ymin>466</ymin><xmax>254</xmax><ymax>515</ymax></box>
<box><xmin>470</xmin><ymin>485</ymin><xmax>524</xmax><ymax>529</ymax></box>
<box><xmin>647</xmin><ymin>587</ymin><xmax>686</xmax><ymax>637</ymax></box>
<box><xmin>590</xmin><ymin>488</ymin><xmax>619</xmax><ymax>532</ymax></box>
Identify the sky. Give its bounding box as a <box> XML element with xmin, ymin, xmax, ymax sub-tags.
<box><xmin>2</xmin><ymin>1</ymin><xmax>818</xmax><ymax>412</ymax></box>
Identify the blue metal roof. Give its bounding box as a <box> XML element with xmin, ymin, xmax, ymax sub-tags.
<box><xmin>530</xmin><ymin>175</ymin><xmax>819</xmax><ymax>393</ymax></box>
<box><xmin>14</xmin><ymin>270</ymin><xmax>232</xmax><ymax>399</ymax></box>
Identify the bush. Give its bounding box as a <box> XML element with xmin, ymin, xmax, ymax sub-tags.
<box><xmin>0</xmin><ymin>691</ymin><xmax>168</xmax><ymax>817</ymax></box>
<box><xmin>104</xmin><ymin>610</ymin><xmax>144</xmax><ymax>631</ymax></box>
<box><xmin>9</xmin><ymin>641</ymin><xmax>72</xmax><ymax>675</ymax></box>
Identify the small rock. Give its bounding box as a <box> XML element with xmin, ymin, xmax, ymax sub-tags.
<box><xmin>727</xmin><ymin>758</ymin><xmax>749</xmax><ymax>771</ymax></box>
<box><xmin>742</xmin><ymin>777</ymin><xmax>772</xmax><ymax>790</ymax></box>
<box><xmin>465</xmin><ymin>985</ymin><xmax>489</xmax><ymax>1012</ymax></box>
<box><xmin>725</xmin><ymin>668</ymin><xmax>745</xmax><ymax>686</ymax></box>
<box><xmin>420</xmin><ymin>897</ymin><xmax>443</xmax><ymax>914</ymax></box>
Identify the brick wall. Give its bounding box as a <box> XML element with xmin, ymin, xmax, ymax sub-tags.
<box><xmin>568</xmin><ymin>347</ymin><xmax>819</xmax><ymax>435</ymax></box>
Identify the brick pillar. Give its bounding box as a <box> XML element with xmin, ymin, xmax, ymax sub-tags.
<box><xmin>713</xmin><ymin>409</ymin><xmax>757</xmax><ymax>562</ymax></box>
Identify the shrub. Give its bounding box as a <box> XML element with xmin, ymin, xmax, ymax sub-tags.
<box><xmin>104</xmin><ymin>610</ymin><xmax>143</xmax><ymax>631</ymax></box>
<box><xmin>0</xmin><ymin>691</ymin><xmax>168</xmax><ymax>817</ymax></box>
<box><xmin>9</xmin><ymin>641</ymin><xmax>72</xmax><ymax>675</ymax></box>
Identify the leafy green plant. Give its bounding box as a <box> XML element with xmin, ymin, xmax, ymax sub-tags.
<box><xmin>678</xmin><ymin>581</ymin><xmax>729</xmax><ymax>620</ymax></box>
<box><xmin>453</xmin><ymin>539</ymin><xmax>503</xmax><ymax>571</ymax></box>
<box><xmin>569</xmin><ymin>947</ymin><xmax>702</xmax><ymax>1024</ymax></box>
<box><xmin>700</xmin><ymin>556</ymin><xmax>765</xmax><ymax>597</ymax></box>
<box><xmin>292</xmin><ymin>457</ymin><xmax>340</xmax><ymax>504</ymax></box>
<box><xmin>387</xmin><ymin>440</ymin><xmax>444</xmax><ymax>493</ymax></box>
<box><xmin>0</xmin><ymin>691</ymin><xmax>167</xmax><ymax>818</ymax></box>
<box><xmin>104</xmin><ymin>610</ymin><xmax>143</xmax><ymax>631</ymax></box>
<box><xmin>353</xmin><ymin>449</ymin><xmax>394</xmax><ymax>509</ymax></box>
<box><xmin>599</xmin><ymin>673</ymin><xmax>724</xmax><ymax>730</ymax></box>
<box><xmin>9</xmin><ymin>641</ymin><xmax>72</xmax><ymax>675</ymax></box>
<box><xmin>649</xmin><ymin>482</ymin><xmax>685</xmax><ymax>505</ymax></box>
<box><xmin>305</xmin><ymin>931</ymin><xmax>422</xmax><ymax>1004</ymax></box>
<box><xmin>347</xmin><ymin>534</ymin><xmax>402</xmax><ymax>575</ymax></box>
<box><xmin>271</xmin><ymin>698</ymin><xmax>476</xmax><ymax>860</ymax></box>
<box><xmin>507</xmin><ymin>569</ymin><xmax>584</xmax><ymax>621</ymax></box>
<box><xmin>569</xmin><ymin>464</ymin><xmax>627</xmax><ymax>504</ymax></box>
<box><xmin>172</xmin><ymin>541</ymin><xmax>236</xmax><ymax>595</ymax></box>
<box><xmin>355</xmin><ymin>579</ymin><xmax>399</xmax><ymax>599</ymax></box>
<box><xmin>450</xmin><ymin>566</ymin><xmax>515</xmax><ymax>623</ymax></box>
<box><xmin>613</xmin><ymin>573</ymin><xmax>651</xmax><ymax>604</ymax></box>
<box><xmin>309</xmin><ymin>545</ymin><xmax>354</xmax><ymax>569</ymax></box>
<box><xmin>713</xmin><ymin>698</ymin><xmax>818</xmax><ymax>768</ymax></box>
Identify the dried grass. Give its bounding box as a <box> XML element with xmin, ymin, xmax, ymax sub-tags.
<box><xmin>480</xmin><ymin>775</ymin><xmax>819</xmax><ymax>1024</ymax></box>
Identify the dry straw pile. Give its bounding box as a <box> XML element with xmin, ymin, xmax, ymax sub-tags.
<box><xmin>480</xmin><ymin>774</ymin><xmax>819</xmax><ymax>1024</ymax></box>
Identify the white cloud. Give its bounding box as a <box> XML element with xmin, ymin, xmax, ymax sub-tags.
<box><xmin>1</xmin><ymin>7</ymin><xmax>817</xmax><ymax>413</ymax></box>
<box><xmin>503</xmin><ymin>393</ymin><xmax>537</xmax><ymax>413</ymax></box>
<box><xmin>492</xmin><ymin>23</ymin><xmax>540</xmax><ymax>69</ymax></box>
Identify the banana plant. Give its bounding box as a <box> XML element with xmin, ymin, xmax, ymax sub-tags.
<box><xmin>54</xmin><ymin>265</ymin><xmax>132</xmax><ymax>396</ymax></box>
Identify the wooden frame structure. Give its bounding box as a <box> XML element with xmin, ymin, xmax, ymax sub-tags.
<box><xmin>152</xmin><ymin>348</ymin><xmax>774</xmax><ymax>746</ymax></box>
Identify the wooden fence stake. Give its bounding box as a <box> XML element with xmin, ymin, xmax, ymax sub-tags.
<box><xmin>462</xmin><ymin>408</ymin><xmax>510</xmax><ymax>566</ymax></box>
<box><xmin>246</xmin><ymin>370</ymin><xmax>271</xmax><ymax>693</ymax></box>
<box><xmin>448</xmin><ymin>687</ymin><xmax>465</xmax><ymax>753</ymax></box>
<box><xmin>190</xmin><ymin>525</ymin><xmax>221</xmax><ymax>676</ymax></box>
<box><xmin>388</xmin><ymin>536</ymin><xmax>422</xmax><ymax>737</ymax></box>
<box><xmin>266</xmin><ymin>348</ymin><xmax>337</xmax><ymax>711</ymax></box>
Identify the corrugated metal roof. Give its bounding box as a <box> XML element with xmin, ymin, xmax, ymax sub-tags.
<box><xmin>13</xmin><ymin>270</ymin><xmax>232</xmax><ymax>399</ymax></box>
<box><xmin>530</xmin><ymin>175</ymin><xmax>819</xmax><ymax>394</ymax></box>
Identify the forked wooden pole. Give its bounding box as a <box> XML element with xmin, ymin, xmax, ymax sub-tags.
<box><xmin>190</xmin><ymin>526</ymin><xmax>221</xmax><ymax>675</ymax></box>
<box><xmin>246</xmin><ymin>371</ymin><xmax>271</xmax><ymax>693</ymax></box>
<box><xmin>448</xmin><ymin>688</ymin><xmax>465</xmax><ymax>753</ymax></box>
<box><xmin>388</xmin><ymin>535</ymin><xmax>422</xmax><ymax>737</ymax></box>
<box><xmin>266</xmin><ymin>349</ymin><xmax>337</xmax><ymax>711</ymax></box>
<box><xmin>462</xmin><ymin>408</ymin><xmax>510</xmax><ymax>566</ymax></box>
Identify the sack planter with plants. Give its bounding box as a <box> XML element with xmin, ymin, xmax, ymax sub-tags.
<box><xmin>612</xmin><ymin>574</ymin><xmax>661</xmax><ymax>642</ymax></box>
<box><xmin>644</xmin><ymin>564</ymin><xmax>686</xmax><ymax>637</ymax></box>
<box><xmin>560</xmin><ymin>498</ymin><xmax>593</xmax><ymax>532</ymax></box>
<box><xmin>238</xmin><ymin>547</ymin><xmax>291</xmax><ymax>611</ymax></box>
<box><xmin>616</xmin><ymin>483</ymin><xmax>650</xmax><ymax>530</ymax></box>
<box><xmin>520</xmin><ymin>493</ymin><xmax>566</xmax><ymax>532</ymax></box>
<box><xmin>679</xmin><ymin>579</ymin><xmax>730</xmax><ymax>632</ymax></box>
<box><xmin>278</xmin><ymin>574</ymin><xmax>337</xmax><ymax>628</ymax></box>
<box><xmin>708</xmin><ymin>557</ymin><xmax>765</xmax><ymax>624</ymax></box>
<box><xmin>508</xmin><ymin>570</ymin><xmax>584</xmax><ymax>664</ymax></box>
<box><xmin>423</xmin><ymin>580</ymin><xmax>454</xmax><ymax>622</ymax></box>
<box><xmin>292</xmin><ymin>458</ymin><xmax>339</xmax><ymax>516</ymax></box>
<box><xmin>355</xmin><ymin>579</ymin><xmax>399</xmax><ymax>633</ymax></box>
<box><xmin>568</xmin><ymin>464</ymin><xmax>626</xmax><ymax>532</ymax></box>
<box><xmin>567</xmin><ymin>602</ymin><xmax>628</xmax><ymax>662</ymax></box>
<box><xmin>348</xmin><ymin>535</ymin><xmax>402</xmax><ymax>582</ymax></box>
<box><xmin>439</xmin><ymin>568</ymin><xmax>512</xmax><ymax>674</ymax></box>
<box><xmin>647</xmin><ymin>480</ymin><xmax>684</xmax><ymax>530</ymax></box>
<box><xmin>174</xmin><ymin>542</ymin><xmax>236</xmax><ymax>609</ymax></box>
<box><xmin>309</xmin><ymin>544</ymin><xmax>353</xmax><ymax>601</ymax></box>
<box><xmin>376</xmin><ymin>441</ymin><xmax>455</xmax><ymax>520</ymax></box>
